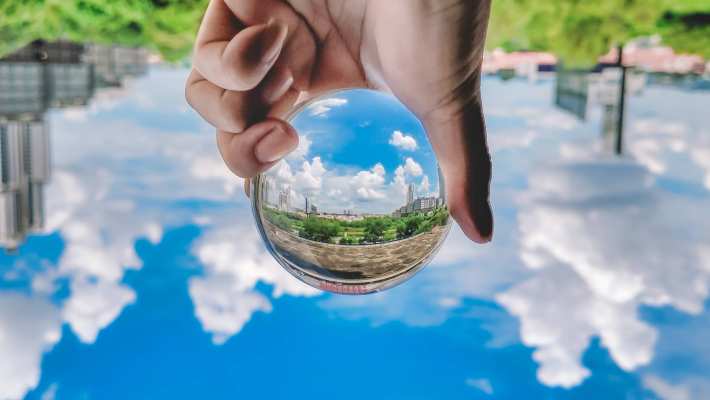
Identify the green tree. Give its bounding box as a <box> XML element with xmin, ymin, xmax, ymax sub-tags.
<box><xmin>415</xmin><ymin>220</ymin><xmax>434</xmax><ymax>235</ymax></box>
<box><xmin>339</xmin><ymin>236</ymin><xmax>357</xmax><ymax>245</ymax></box>
<box><xmin>299</xmin><ymin>217</ymin><xmax>341</xmax><ymax>243</ymax></box>
<box><xmin>0</xmin><ymin>0</ymin><xmax>208</xmax><ymax>61</ymax></box>
<box><xmin>363</xmin><ymin>218</ymin><xmax>388</xmax><ymax>244</ymax></box>
<box><xmin>488</xmin><ymin>0</ymin><xmax>710</xmax><ymax>65</ymax></box>
<box><xmin>396</xmin><ymin>214</ymin><xmax>424</xmax><ymax>239</ymax></box>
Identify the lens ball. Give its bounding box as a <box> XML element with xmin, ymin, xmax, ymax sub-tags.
<box><xmin>251</xmin><ymin>89</ymin><xmax>451</xmax><ymax>294</ymax></box>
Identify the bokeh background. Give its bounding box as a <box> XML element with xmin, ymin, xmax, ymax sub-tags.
<box><xmin>1</xmin><ymin>1</ymin><xmax>709</xmax><ymax>400</ymax></box>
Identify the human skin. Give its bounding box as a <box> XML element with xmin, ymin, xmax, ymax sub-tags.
<box><xmin>185</xmin><ymin>0</ymin><xmax>494</xmax><ymax>243</ymax></box>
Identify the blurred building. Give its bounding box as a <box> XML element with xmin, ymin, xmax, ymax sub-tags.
<box><xmin>279</xmin><ymin>187</ymin><xmax>290</xmax><ymax>212</ymax></box>
<box><xmin>83</xmin><ymin>44</ymin><xmax>149</xmax><ymax>87</ymax></box>
<box><xmin>598</xmin><ymin>37</ymin><xmax>706</xmax><ymax>75</ymax></box>
<box><xmin>0</xmin><ymin>118</ymin><xmax>51</xmax><ymax>251</ymax></box>
<box><xmin>0</xmin><ymin>40</ymin><xmax>84</xmax><ymax>64</ymax></box>
<box><xmin>437</xmin><ymin>166</ymin><xmax>446</xmax><ymax>205</ymax></box>
<box><xmin>318</xmin><ymin>212</ymin><xmax>363</xmax><ymax>223</ymax></box>
<box><xmin>0</xmin><ymin>40</ymin><xmax>148</xmax><ymax>251</ymax></box>
<box><xmin>483</xmin><ymin>50</ymin><xmax>558</xmax><ymax>82</ymax></box>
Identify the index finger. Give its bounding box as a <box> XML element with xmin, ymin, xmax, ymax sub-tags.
<box><xmin>193</xmin><ymin>0</ymin><xmax>288</xmax><ymax>91</ymax></box>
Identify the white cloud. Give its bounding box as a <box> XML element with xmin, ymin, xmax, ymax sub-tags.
<box><xmin>644</xmin><ymin>375</ymin><xmax>691</xmax><ymax>400</ymax></box>
<box><xmin>189</xmin><ymin>274</ymin><xmax>272</xmax><ymax>345</ymax></box>
<box><xmin>189</xmin><ymin>155</ymin><xmax>244</xmax><ymax>196</ymax></box>
<box><xmin>307</xmin><ymin>97</ymin><xmax>348</xmax><ymax>117</ymax></box>
<box><xmin>62</xmin><ymin>278</ymin><xmax>136</xmax><ymax>344</ymax></box>
<box><xmin>465</xmin><ymin>378</ymin><xmax>494</xmax><ymax>395</ymax></box>
<box><xmin>294</xmin><ymin>157</ymin><xmax>327</xmax><ymax>193</ymax></box>
<box><xmin>287</xmin><ymin>134</ymin><xmax>312</xmax><ymax>160</ymax></box>
<box><xmin>499</xmin><ymin>157</ymin><xmax>710</xmax><ymax>388</ymax></box>
<box><xmin>0</xmin><ymin>293</ymin><xmax>61</xmax><ymax>400</ymax></box>
<box><xmin>403</xmin><ymin>157</ymin><xmax>423</xmax><ymax>177</ymax></box>
<box><xmin>498</xmin><ymin>266</ymin><xmax>657</xmax><ymax>388</ymax></box>
<box><xmin>189</xmin><ymin>210</ymin><xmax>320</xmax><ymax>344</ymax></box>
<box><xmin>389</xmin><ymin>130</ymin><xmax>418</xmax><ymax>151</ymax></box>
<box><xmin>419</xmin><ymin>175</ymin><xmax>431</xmax><ymax>194</ymax></box>
<box><xmin>352</xmin><ymin>163</ymin><xmax>387</xmax><ymax>200</ymax></box>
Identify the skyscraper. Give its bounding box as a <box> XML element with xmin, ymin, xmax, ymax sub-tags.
<box><xmin>437</xmin><ymin>166</ymin><xmax>446</xmax><ymax>202</ymax></box>
<box><xmin>0</xmin><ymin>119</ymin><xmax>50</xmax><ymax>251</ymax></box>
<box><xmin>407</xmin><ymin>183</ymin><xmax>415</xmax><ymax>205</ymax></box>
<box><xmin>279</xmin><ymin>186</ymin><xmax>290</xmax><ymax>211</ymax></box>
<box><xmin>0</xmin><ymin>40</ymin><xmax>148</xmax><ymax>251</ymax></box>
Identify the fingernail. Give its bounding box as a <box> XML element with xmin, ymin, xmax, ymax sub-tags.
<box><xmin>255</xmin><ymin>126</ymin><xmax>297</xmax><ymax>163</ymax></box>
<box><xmin>263</xmin><ymin>69</ymin><xmax>294</xmax><ymax>103</ymax></box>
<box><xmin>472</xmin><ymin>200</ymin><xmax>493</xmax><ymax>241</ymax></box>
<box><xmin>260</xmin><ymin>19</ymin><xmax>288</xmax><ymax>66</ymax></box>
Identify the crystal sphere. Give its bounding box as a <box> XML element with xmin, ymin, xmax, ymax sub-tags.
<box><xmin>251</xmin><ymin>89</ymin><xmax>451</xmax><ymax>294</ymax></box>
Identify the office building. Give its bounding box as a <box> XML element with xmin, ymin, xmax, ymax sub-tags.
<box><xmin>0</xmin><ymin>119</ymin><xmax>50</xmax><ymax>251</ymax></box>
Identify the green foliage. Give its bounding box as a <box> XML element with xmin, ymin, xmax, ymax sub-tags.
<box><xmin>263</xmin><ymin>206</ymin><xmax>449</xmax><ymax>245</ymax></box>
<box><xmin>2</xmin><ymin>0</ymin><xmax>706</xmax><ymax>64</ymax></box>
<box><xmin>263</xmin><ymin>207</ymin><xmax>302</xmax><ymax>232</ymax></box>
<box><xmin>488</xmin><ymin>0</ymin><xmax>710</xmax><ymax>65</ymax></box>
<box><xmin>299</xmin><ymin>217</ymin><xmax>342</xmax><ymax>243</ymax></box>
<box><xmin>431</xmin><ymin>207</ymin><xmax>450</xmax><ymax>227</ymax></box>
<box><xmin>362</xmin><ymin>218</ymin><xmax>388</xmax><ymax>244</ymax></box>
<box><xmin>339</xmin><ymin>236</ymin><xmax>358</xmax><ymax>245</ymax></box>
<box><xmin>396</xmin><ymin>214</ymin><xmax>424</xmax><ymax>239</ymax></box>
<box><xmin>415</xmin><ymin>220</ymin><xmax>434</xmax><ymax>235</ymax></box>
<box><xmin>0</xmin><ymin>0</ymin><xmax>208</xmax><ymax>61</ymax></box>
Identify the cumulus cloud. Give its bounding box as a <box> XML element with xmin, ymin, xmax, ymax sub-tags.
<box><xmin>389</xmin><ymin>130</ymin><xmax>418</xmax><ymax>151</ymax></box>
<box><xmin>189</xmin><ymin>209</ymin><xmax>320</xmax><ymax>344</ymax></box>
<box><xmin>307</xmin><ymin>97</ymin><xmax>348</xmax><ymax>117</ymax></box>
<box><xmin>62</xmin><ymin>278</ymin><xmax>136</xmax><ymax>344</ymax></box>
<box><xmin>352</xmin><ymin>163</ymin><xmax>387</xmax><ymax>200</ymax></box>
<box><xmin>419</xmin><ymin>175</ymin><xmax>431</xmax><ymax>194</ymax></box>
<box><xmin>287</xmin><ymin>134</ymin><xmax>312</xmax><ymax>160</ymax></box>
<box><xmin>498</xmin><ymin>266</ymin><xmax>657</xmax><ymax>387</ymax></box>
<box><xmin>499</xmin><ymin>157</ymin><xmax>710</xmax><ymax>388</ymax></box>
<box><xmin>0</xmin><ymin>293</ymin><xmax>61</xmax><ymax>400</ymax></box>
<box><xmin>294</xmin><ymin>157</ymin><xmax>327</xmax><ymax>193</ymax></box>
<box><xmin>267</xmin><ymin>151</ymin><xmax>436</xmax><ymax>214</ymax></box>
<box><xmin>0</xmin><ymin>67</ymin><xmax>331</xmax><ymax>398</ymax></box>
<box><xmin>403</xmin><ymin>157</ymin><xmax>423</xmax><ymax>177</ymax></box>
<box><xmin>643</xmin><ymin>375</ymin><xmax>691</xmax><ymax>400</ymax></box>
<box><xmin>189</xmin><ymin>274</ymin><xmax>272</xmax><ymax>345</ymax></box>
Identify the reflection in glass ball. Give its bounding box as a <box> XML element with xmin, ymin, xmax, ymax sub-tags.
<box><xmin>251</xmin><ymin>89</ymin><xmax>451</xmax><ymax>294</ymax></box>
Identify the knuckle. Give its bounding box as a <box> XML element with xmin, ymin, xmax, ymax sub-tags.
<box><xmin>219</xmin><ymin>112</ymin><xmax>247</xmax><ymax>133</ymax></box>
<box><xmin>224</xmin><ymin>156</ymin><xmax>255</xmax><ymax>179</ymax></box>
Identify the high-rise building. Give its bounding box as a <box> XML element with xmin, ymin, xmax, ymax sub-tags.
<box><xmin>437</xmin><ymin>166</ymin><xmax>446</xmax><ymax>203</ymax></box>
<box><xmin>83</xmin><ymin>44</ymin><xmax>149</xmax><ymax>88</ymax></box>
<box><xmin>0</xmin><ymin>40</ymin><xmax>148</xmax><ymax>251</ymax></box>
<box><xmin>406</xmin><ymin>183</ymin><xmax>415</xmax><ymax>205</ymax></box>
<box><xmin>0</xmin><ymin>119</ymin><xmax>50</xmax><ymax>251</ymax></box>
<box><xmin>279</xmin><ymin>187</ymin><xmax>290</xmax><ymax>212</ymax></box>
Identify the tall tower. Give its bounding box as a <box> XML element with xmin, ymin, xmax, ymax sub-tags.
<box><xmin>406</xmin><ymin>183</ymin><xmax>415</xmax><ymax>205</ymax></box>
<box><xmin>278</xmin><ymin>186</ymin><xmax>290</xmax><ymax>211</ymax></box>
<box><xmin>0</xmin><ymin>118</ymin><xmax>50</xmax><ymax>251</ymax></box>
<box><xmin>437</xmin><ymin>166</ymin><xmax>446</xmax><ymax>202</ymax></box>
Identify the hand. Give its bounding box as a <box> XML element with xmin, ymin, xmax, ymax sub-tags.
<box><xmin>185</xmin><ymin>0</ymin><xmax>494</xmax><ymax>243</ymax></box>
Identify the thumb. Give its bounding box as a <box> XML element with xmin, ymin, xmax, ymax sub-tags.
<box><xmin>423</xmin><ymin>98</ymin><xmax>493</xmax><ymax>243</ymax></box>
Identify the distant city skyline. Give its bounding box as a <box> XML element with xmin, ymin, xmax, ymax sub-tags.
<box><xmin>260</xmin><ymin>89</ymin><xmax>441</xmax><ymax>216</ymax></box>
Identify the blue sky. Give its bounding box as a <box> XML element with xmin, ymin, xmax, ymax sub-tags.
<box><xmin>264</xmin><ymin>88</ymin><xmax>440</xmax><ymax>214</ymax></box>
<box><xmin>1</xmin><ymin>67</ymin><xmax>710</xmax><ymax>399</ymax></box>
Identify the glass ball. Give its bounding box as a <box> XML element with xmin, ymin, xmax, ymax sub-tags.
<box><xmin>251</xmin><ymin>89</ymin><xmax>451</xmax><ymax>294</ymax></box>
